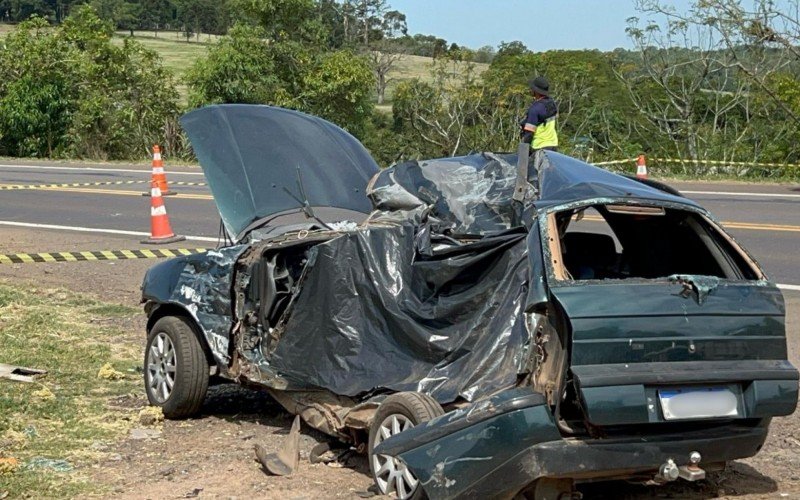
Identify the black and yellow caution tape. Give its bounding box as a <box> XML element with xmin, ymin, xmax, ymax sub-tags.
<box><xmin>651</xmin><ymin>158</ymin><xmax>800</xmax><ymax>169</ymax></box>
<box><xmin>593</xmin><ymin>158</ymin><xmax>800</xmax><ymax>169</ymax></box>
<box><xmin>0</xmin><ymin>248</ymin><xmax>209</xmax><ymax>265</ymax></box>
<box><xmin>0</xmin><ymin>180</ymin><xmax>207</xmax><ymax>191</ymax></box>
<box><xmin>593</xmin><ymin>158</ymin><xmax>637</xmax><ymax>166</ymax></box>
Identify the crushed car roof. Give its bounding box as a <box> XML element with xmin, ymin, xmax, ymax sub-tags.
<box><xmin>534</xmin><ymin>152</ymin><xmax>698</xmax><ymax>209</ymax></box>
<box><xmin>181</xmin><ymin>105</ymin><xmax>380</xmax><ymax>239</ymax></box>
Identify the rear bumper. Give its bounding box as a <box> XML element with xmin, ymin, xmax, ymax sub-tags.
<box><xmin>376</xmin><ymin>388</ymin><xmax>782</xmax><ymax>500</ymax></box>
<box><xmin>455</xmin><ymin>420</ymin><xmax>769</xmax><ymax>499</ymax></box>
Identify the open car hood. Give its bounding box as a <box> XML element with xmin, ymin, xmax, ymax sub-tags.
<box><xmin>181</xmin><ymin>105</ymin><xmax>380</xmax><ymax>240</ymax></box>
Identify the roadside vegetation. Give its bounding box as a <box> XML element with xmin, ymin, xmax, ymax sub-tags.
<box><xmin>0</xmin><ymin>0</ymin><xmax>799</xmax><ymax>178</ymax></box>
<box><xmin>0</xmin><ymin>281</ymin><xmax>142</xmax><ymax>497</ymax></box>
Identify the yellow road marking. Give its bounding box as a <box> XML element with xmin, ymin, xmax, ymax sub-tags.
<box><xmin>575</xmin><ymin>214</ymin><xmax>800</xmax><ymax>233</ymax></box>
<box><xmin>32</xmin><ymin>186</ymin><xmax>213</xmax><ymax>200</ymax></box>
<box><xmin>7</xmin><ymin>185</ymin><xmax>798</xmax><ymax>233</ymax></box>
<box><xmin>723</xmin><ymin>222</ymin><xmax>800</xmax><ymax>232</ymax></box>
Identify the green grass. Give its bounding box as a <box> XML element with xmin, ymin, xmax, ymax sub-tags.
<box><xmin>0</xmin><ymin>283</ymin><xmax>143</xmax><ymax>498</ymax></box>
<box><xmin>112</xmin><ymin>31</ymin><xmax>212</xmax><ymax>104</ymax></box>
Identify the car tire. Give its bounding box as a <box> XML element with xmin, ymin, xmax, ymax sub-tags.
<box><xmin>144</xmin><ymin>316</ymin><xmax>209</xmax><ymax>419</ymax></box>
<box><xmin>368</xmin><ymin>392</ymin><xmax>445</xmax><ymax>500</ymax></box>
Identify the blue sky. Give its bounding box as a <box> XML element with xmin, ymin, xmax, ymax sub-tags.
<box><xmin>389</xmin><ymin>0</ymin><xmax>696</xmax><ymax>51</ymax></box>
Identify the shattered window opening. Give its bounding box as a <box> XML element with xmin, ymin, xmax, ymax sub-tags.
<box><xmin>547</xmin><ymin>203</ymin><xmax>762</xmax><ymax>283</ymax></box>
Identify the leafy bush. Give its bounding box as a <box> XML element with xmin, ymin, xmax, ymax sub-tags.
<box><xmin>0</xmin><ymin>6</ymin><xmax>180</xmax><ymax>159</ymax></box>
<box><xmin>187</xmin><ymin>23</ymin><xmax>374</xmax><ymax>134</ymax></box>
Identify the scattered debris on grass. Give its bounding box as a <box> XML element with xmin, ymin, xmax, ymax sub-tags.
<box><xmin>0</xmin><ymin>363</ymin><xmax>46</xmax><ymax>383</ymax></box>
<box><xmin>0</xmin><ymin>457</ymin><xmax>19</xmax><ymax>475</ymax></box>
<box><xmin>138</xmin><ymin>406</ymin><xmax>164</xmax><ymax>426</ymax></box>
<box><xmin>97</xmin><ymin>363</ymin><xmax>126</xmax><ymax>381</ymax></box>
<box><xmin>24</xmin><ymin>457</ymin><xmax>73</xmax><ymax>473</ymax></box>
<box><xmin>0</xmin><ymin>280</ymin><xmax>141</xmax><ymax>497</ymax></box>
<box><xmin>31</xmin><ymin>386</ymin><xmax>55</xmax><ymax>401</ymax></box>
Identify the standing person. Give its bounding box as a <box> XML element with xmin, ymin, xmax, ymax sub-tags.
<box><xmin>519</xmin><ymin>76</ymin><xmax>558</xmax><ymax>152</ymax></box>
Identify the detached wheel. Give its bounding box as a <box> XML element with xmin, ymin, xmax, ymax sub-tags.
<box><xmin>369</xmin><ymin>392</ymin><xmax>445</xmax><ymax>500</ymax></box>
<box><xmin>144</xmin><ymin>316</ymin><xmax>209</xmax><ymax>418</ymax></box>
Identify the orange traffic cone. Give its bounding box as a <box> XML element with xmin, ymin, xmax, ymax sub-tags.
<box><xmin>143</xmin><ymin>145</ymin><xmax>176</xmax><ymax>196</ymax></box>
<box><xmin>141</xmin><ymin>180</ymin><xmax>185</xmax><ymax>244</ymax></box>
<box><xmin>636</xmin><ymin>154</ymin><xmax>648</xmax><ymax>179</ymax></box>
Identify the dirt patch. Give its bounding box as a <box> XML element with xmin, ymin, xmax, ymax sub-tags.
<box><xmin>2</xmin><ymin>227</ymin><xmax>799</xmax><ymax>499</ymax></box>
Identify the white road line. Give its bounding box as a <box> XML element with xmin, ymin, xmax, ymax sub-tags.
<box><xmin>0</xmin><ymin>164</ymin><xmax>205</xmax><ymax>176</ymax></box>
<box><xmin>682</xmin><ymin>190</ymin><xmax>800</xmax><ymax>199</ymax></box>
<box><xmin>0</xmin><ymin>220</ymin><xmax>218</xmax><ymax>242</ymax></box>
<box><xmin>0</xmin><ymin>221</ymin><xmax>798</xmax><ymax>289</ymax></box>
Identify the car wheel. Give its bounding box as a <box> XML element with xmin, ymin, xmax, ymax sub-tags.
<box><xmin>368</xmin><ymin>392</ymin><xmax>445</xmax><ymax>500</ymax></box>
<box><xmin>144</xmin><ymin>316</ymin><xmax>209</xmax><ymax>418</ymax></box>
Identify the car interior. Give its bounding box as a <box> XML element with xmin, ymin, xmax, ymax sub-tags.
<box><xmin>554</xmin><ymin>205</ymin><xmax>762</xmax><ymax>282</ymax></box>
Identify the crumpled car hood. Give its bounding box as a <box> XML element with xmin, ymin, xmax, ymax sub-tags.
<box><xmin>181</xmin><ymin>105</ymin><xmax>380</xmax><ymax>240</ymax></box>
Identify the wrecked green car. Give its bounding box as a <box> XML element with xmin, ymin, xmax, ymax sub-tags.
<box><xmin>141</xmin><ymin>105</ymin><xmax>798</xmax><ymax>499</ymax></box>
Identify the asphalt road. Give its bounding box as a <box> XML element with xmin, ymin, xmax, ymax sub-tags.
<box><xmin>0</xmin><ymin>161</ymin><xmax>798</xmax><ymax>286</ymax></box>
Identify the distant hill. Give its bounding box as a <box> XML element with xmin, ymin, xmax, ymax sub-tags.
<box><xmin>0</xmin><ymin>25</ymin><xmax>486</xmax><ymax>108</ymax></box>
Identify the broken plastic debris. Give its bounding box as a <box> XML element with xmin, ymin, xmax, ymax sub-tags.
<box><xmin>255</xmin><ymin>415</ymin><xmax>301</xmax><ymax>476</ymax></box>
<box><xmin>24</xmin><ymin>457</ymin><xmax>72</xmax><ymax>472</ymax></box>
<box><xmin>0</xmin><ymin>363</ymin><xmax>46</xmax><ymax>383</ymax></box>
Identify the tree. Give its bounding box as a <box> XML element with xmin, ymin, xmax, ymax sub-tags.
<box><xmin>620</xmin><ymin>1</ymin><xmax>799</xmax><ymax>163</ymax></box>
<box><xmin>300</xmin><ymin>49</ymin><xmax>374</xmax><ymax>133</ymax></box>
<box><xmin>186</xmin><ymin>24</ymin><xmax>288</xmax><ymax>106</ymax></box>
<box><xmin>393</xmin><ymin>60</ymin><xmax>484</xmax><ymax>157</ymax></box>
<box><xmin>353</xmin><ymin>3</ymin><xmax>407</xmax><ymax>105</ymax></box>
<box><xmin>0</xmin><ymin>7</ymin><xmax>180</xmax><ymax>159</ymax></box>
<box><xmin>138</xmin><ymin>0</ymin><xmax>176</xmax><ymax>36</ymax></box>
<box><xmin>473</xmin><ymin>45</ymin><xmax>496</xmax><ymax>64</ymax></box>
<box><xmin>90</xmin><ymin>0</ymin><xmax>140</xmax><ymax>35</ymax></box>
<box><xmin>231</xmin><ymin>0</ymin><xmax>325</xmax><ymax>43</ymax></box>
<box><xmin>187</xmin><ymin>22</ymin><xmax>374</xmax><ymax>133</ymax></box>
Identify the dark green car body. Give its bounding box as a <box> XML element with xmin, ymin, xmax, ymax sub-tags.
<box><xmin>141</xmin><ymin>106</ymin><xmax>798</xmax><ymax>499</ymax></box>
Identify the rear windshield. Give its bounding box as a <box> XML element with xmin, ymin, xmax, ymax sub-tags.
<box><xmin>548</xmin><ymin>204</ymin><xmax>762</xmax><ymax>282</ymax></box>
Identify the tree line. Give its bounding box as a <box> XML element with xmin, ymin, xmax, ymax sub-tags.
<box><xmin>0</xmin><ymin>0</ymin><xmax>799</xmax><ymax>177</ymax></box>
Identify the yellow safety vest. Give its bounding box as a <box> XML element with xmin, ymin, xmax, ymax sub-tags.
<box><xmin>533</xmin><ymin>115</ymin><xmax>558</xmax><ymax>150</ymax></box>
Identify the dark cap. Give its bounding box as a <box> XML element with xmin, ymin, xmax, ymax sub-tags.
<box><xmin>528</xmin><ymin>76</ymin><xmax>550</xmax><ymax>96</ymax></box>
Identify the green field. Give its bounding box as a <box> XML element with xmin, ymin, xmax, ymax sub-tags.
<box><xmin>0</xmin><ymin>24</ymin><xmax>487</xmax><ymax>108</ymax></box>
<box><xmin>112</xmin><ymin>31</ymin><xmax>213</xmax><ymax>103</ymax></box>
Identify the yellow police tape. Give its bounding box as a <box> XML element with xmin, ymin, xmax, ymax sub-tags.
<box><xmin>593</xmin><ymin>158</ymin><xmax>800</xmax><ymax>169</ymax></box>
<box><xmin>0</xmin><ymin>180</ymin><xmax>206</xmax><ymax>191</ymax></box>
<box><xmin>0</xmin><ymin>248</ymin><xmax>208</xmax><ymax>265</ymax></box>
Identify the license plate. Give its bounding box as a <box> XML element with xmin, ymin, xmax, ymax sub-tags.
<box><xmin>658</xmin><ymin>387</ymin><xmax>739</xmax><ymax>421</ymax></box>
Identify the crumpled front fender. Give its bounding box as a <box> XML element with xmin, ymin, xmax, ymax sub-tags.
<box><xmin>141</xmin><ymin>245</ymin><xmax>246</xmax><ymax>366</ymax></box>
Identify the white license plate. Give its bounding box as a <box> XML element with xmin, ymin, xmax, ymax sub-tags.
<box><xmin>658</xmin><ymin>387</ymin><xmax>739</xmax><ymax>421</ymax></box>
